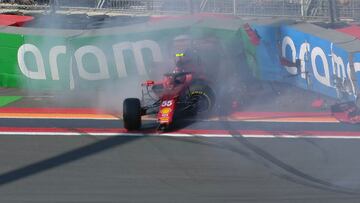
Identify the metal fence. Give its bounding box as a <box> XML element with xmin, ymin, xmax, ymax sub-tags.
<box><xmin>93</xmin><ymin>0</ymin><xmax>312</xmax><ymax>16</ymax></box>
<box><xmin>2</xmin><ymin>0</ymin><xmax>360</xmax><ymax>20</ymax></box>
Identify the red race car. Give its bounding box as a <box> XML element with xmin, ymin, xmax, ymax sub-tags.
<box><xmin>123</xmin><ymin>70</ymin><xmax>215</xmax><ymax>131</ymax></box>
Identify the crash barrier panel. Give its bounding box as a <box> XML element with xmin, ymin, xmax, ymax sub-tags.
<box><xmin>351</xmin><ymin>52</ymin><xmax>360</xmax><ymax>97</ymax></box>
<box><xmin>1</xmin><ymin>14</ymin><xmax>359</xmax><ymax>101</ymax></box>
<box><xmin>0</xmin><ymin>16</ymin><xmax>257</xmax><ymax>90</ymax></box>
<box><xmin>0</xmin><ymin>28</ymin><xmax>78</xmax><ymax>89</ymax></box>
<box><xmin>252</xmin><ymin>21</ymin><xmax>360</xmax><ymax>100</ymax></box>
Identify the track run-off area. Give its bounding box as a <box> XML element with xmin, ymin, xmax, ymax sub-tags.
<box><xmin>0</xmin><ymin>107</ymin><xmax>357</xmax><ymax>138</ymax></box>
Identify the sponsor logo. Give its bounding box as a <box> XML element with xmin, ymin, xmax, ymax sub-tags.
<box><xmin>160</xmin><ymin>107</ymin><xmax>172</xmax><ymax>114</ymax></box>
<box><xmin>282</xmin><ymin>35</ymin><xmax>360</xmax><ymax>95</ymax></box>
<box><xmin>17</xmin><ymin>40</ymin><xmax>163</xmax><ymax>81</ymax></box>
<box><xmin>159</xmin><ymin>117</ymin><xmax>170</xmax><ymax>123</ymax></box>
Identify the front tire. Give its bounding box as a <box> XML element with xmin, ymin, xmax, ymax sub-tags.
<box><xmin>188</xmin><ymin>85</ymin><xmax>215</xmax><ymax>116</ymax></box>
<box><xmin>123</xmin><ymin>98</ymin><xmax>141</xmax><ymax>130</ymax></box>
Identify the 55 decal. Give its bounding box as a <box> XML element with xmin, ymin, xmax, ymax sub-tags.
<box><xmin>161</xmin><ymin>100</ymin><xmax>173</xmax><ymax>107</ymax></box>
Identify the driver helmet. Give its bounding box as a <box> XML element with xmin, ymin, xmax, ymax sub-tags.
<box><xmin>174</xmin><ymin>49</ymin><xmax>198</xmax><ymax>70</ymax></box>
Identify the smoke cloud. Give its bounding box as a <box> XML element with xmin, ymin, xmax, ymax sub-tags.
<box><xmin>18</xmin><ymin>5</ymin><xmax>256</xmax><ymax>115</ymax></box>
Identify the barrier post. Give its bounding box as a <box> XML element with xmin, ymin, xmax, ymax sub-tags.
<box><xmin>301</xmin><ymin>0</ymin><xmax>305</xmax><ymax>18</ymax></box>
<box><xmin>233</xmin><ymin>0</ymin><xmax>236</xmax><ymax>15</ymax></box>
<box><xmin>328</xmin><ymin>0</ymin><xmax>339</xmax><ymax>23</ymax></box>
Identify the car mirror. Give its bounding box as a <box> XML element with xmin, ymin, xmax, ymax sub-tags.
<box><xmin>142</xmin><ymin>80</ymin><xmax>155</xmax><ymax>86</ymax></box>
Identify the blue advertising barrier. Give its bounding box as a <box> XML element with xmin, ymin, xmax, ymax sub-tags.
<box><xmin>252</xmin><ymin>22</ymin><xmax>360</xmax><ymax>99</ymax></box>
<box><xmin>353</xmin><ymin>52</ymin><xmax>360</xmax><ymax>91</ymax></box>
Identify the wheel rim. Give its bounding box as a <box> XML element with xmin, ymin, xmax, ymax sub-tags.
<box><xmin>190</xmin><ymin>94</ymin><xmax>211</xmax><ymax>113</ymax></box>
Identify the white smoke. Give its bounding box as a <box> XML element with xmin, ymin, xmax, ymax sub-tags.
<box><xmin>17</xmin><ymin>1</ymin><xmax>255</xmax><ymax>116</ymax></box>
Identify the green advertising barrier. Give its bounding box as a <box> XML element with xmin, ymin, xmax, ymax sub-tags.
<box><xmin>0</xmin><ymin>32</ymin><xmax>24</xmax><ymax>87</ymax></box>
<box><xmin>0</xmin><ymin>17</ymin><xmax>256</xmax><ymax>90</ymax></box>
<box><xmin>0</xmin><ymin>27</ymin><xmax>82</xmax><ymax>90</ymax></box>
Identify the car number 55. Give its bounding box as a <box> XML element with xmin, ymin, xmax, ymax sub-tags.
<box><xmin>161</xmin><ymin>100</ymin><xmax>173</xmax><ymax>107</ymax></box>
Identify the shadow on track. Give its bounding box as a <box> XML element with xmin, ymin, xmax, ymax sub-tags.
<box><xmin>0</xmin><ymin>135</ymin><xmax>140</xmax><ymax>186</ymax></box>
<box><xmin>162</xmin><ymin>110</ymin><xmax>360</xmax><ymax>196</ymax></box>
<box><xmin>218</xmin><ymin>118</ymin><xmax>360</xmax><ymax>195</ymax></box>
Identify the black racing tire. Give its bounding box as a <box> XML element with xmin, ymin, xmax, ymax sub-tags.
<box><xmin>188</xmin><ymin>85</ymin><xmax>215</xmax><ymax>116</ymax></box>
<box><xmin>123</xmin><ymin>98</ymin><xmax>141</xmax><ymax>130</ymax></box>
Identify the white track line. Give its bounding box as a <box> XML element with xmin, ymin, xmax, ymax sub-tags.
<box><xmin>0</xmin><ymin>131</ymin><xmax>359</xmax><ymax>139</ymax></box>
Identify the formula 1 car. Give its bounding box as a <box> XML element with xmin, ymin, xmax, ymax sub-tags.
<box><xmin>123</xmin><ymin>71</ymin><xmax>215</xmax><ymax>131</ymax></box>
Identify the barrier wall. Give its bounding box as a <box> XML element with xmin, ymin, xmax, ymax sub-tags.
<box><xmin>0</xmin><ymin>28</ymin><xmax>78</xmax><ymax>90</ymax></box>
<box><xmin>252</xmin><ymin>21</ymin><xmax>360</xmax><ymax>100</ymax></box>
<box><xmin>0</xmin><ymin>17</ymin><xmax>255</xmax><ymax>90</ymax></box>
<box><xmin>0</xmin><ymin>32</ymin><xmax>24</xmax><ymax>88</ymax></box>
<box><xmin>352</xmin><ymin>48</ymin><xmax>360</xmax><ymax>89</ymax></box>
<box><xmin>2</xmin><ymin>15</ymin><xmax>358</xmax><ymax>101</ymax></box>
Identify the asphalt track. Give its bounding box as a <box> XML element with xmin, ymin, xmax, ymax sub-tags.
<box><xmin>0</xmin><ymin>112</ymin><xmax>360</xmax><ymax>202</ymax></box>
<box><xmin>0</xmin><ymin>84</ymin><xmax>359</xmax><ymax>202</ymax></box>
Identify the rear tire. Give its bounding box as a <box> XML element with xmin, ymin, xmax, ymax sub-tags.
<box><xmin>123</xmin><ymin>98</ymin><xmax>141</xmax><ymax>130</ymax></box>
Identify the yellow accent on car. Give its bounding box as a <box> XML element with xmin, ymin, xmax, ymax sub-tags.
<box><xmin>159</xmin><ymin>117</ymin><xmax>169</xmax><ymax>123</ymax></box>
<box><xmin>160</xmin><ymin>107</ymin><xmax>171</xmax><ymax>114</ymax></box>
